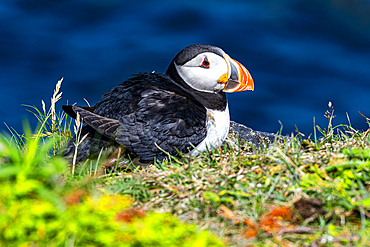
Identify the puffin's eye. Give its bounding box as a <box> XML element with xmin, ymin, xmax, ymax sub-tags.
<box><xmin>200</xmin><ymin>57</ymin><xmax>210</xmax><ymax>68</ymax></box>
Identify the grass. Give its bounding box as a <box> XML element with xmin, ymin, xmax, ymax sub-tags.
<box><xmin>1</xmin><ymin>79</ymin><xmax>370</xmax><ymax>246</ymax></box>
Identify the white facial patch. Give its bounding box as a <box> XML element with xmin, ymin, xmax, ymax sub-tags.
<box><xmin>175</xmin><ymin>52</ymin><xmax>228</xmax><ymax>93</ymax></box>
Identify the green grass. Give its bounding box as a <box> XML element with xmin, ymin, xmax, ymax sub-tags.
<box><xmin>1</xmin><ymin>80</ymin><xmax>370</xmax><ymax>246</ymax></box>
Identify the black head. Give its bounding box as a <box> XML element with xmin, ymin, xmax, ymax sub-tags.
<box><xmin>166</xmin><ymin>44</ymin><xmax>254</xmax><ymax>94</ymax></box>
<box><xmin>172</xmin><ymin>44</ymin><xmax>225</xmax><ymax>66</ymax></box>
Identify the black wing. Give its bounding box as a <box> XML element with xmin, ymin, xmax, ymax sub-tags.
<box><xmin>63</xmin><ymin>73</ymin><xmax>207</xmax><ymax>163</ymax></box>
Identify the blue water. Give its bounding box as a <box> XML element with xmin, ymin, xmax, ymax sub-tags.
<box><xmin>1</xmin><ymin>0</ymin><xmax>370</xmax><ymax>136</ymax></box>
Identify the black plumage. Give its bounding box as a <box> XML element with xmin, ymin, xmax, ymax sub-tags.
<box><xmin>63</xmin><ymin>73</ymin><xmax>209</xmax><ymax>163</ymax></box>
<box><xmin>62</xmin><ymin>44</ymin><xmax>254</xmax><ymax>165</ymax></box>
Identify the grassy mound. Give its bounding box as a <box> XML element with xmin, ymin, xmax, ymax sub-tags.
<box><xmin>0</xmin><ymin>130</ymin><xmax>223</xmax><ymax>246</ymax></box>
<box><xmin>1</xmin><ymin>78</ymin><xmax>370</xmax><ymax>246</ymax></box>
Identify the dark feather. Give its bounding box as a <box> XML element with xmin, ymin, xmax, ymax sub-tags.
<box><xmin>71</xmin><ymin>106</ymin><xmax>120</xmax><ymax>138</ymax></box>
<box><xmin>62</xmin><ymin>105</ymin><xmax>97</xmax><ymax>119</ymax></box>
<box><xmin>63</xmin><ymin>73</ymin><xmax>208</xmax><ymax>163</ymax></box>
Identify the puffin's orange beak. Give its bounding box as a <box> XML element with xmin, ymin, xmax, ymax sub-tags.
<box><xmin>218</xmin><ymin>54</ymin><xmax>254</xmax><ymax>93</ymax></box>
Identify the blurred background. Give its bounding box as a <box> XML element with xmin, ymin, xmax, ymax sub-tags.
<box><xmin>1</xmin><ymin>0</ymin><xmax>370</xmax><ymax>136</ymax></box>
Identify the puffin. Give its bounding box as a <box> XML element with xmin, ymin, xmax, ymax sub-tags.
<box><xmin>62</xmin><ymin>44</ymin><xmax>254</xmax><ymax>166</ymax></box>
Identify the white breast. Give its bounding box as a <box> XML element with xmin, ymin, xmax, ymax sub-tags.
<box><xmin>190</xmin><ymin>104</ymin><xmax>230</xmax><ymax>156</ymax></box>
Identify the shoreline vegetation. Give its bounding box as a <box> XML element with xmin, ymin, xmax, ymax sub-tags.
<box><xmin>1</xmin><ymin>79</ymin><xmax>370</xmax><ymax>246</ymax></box>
